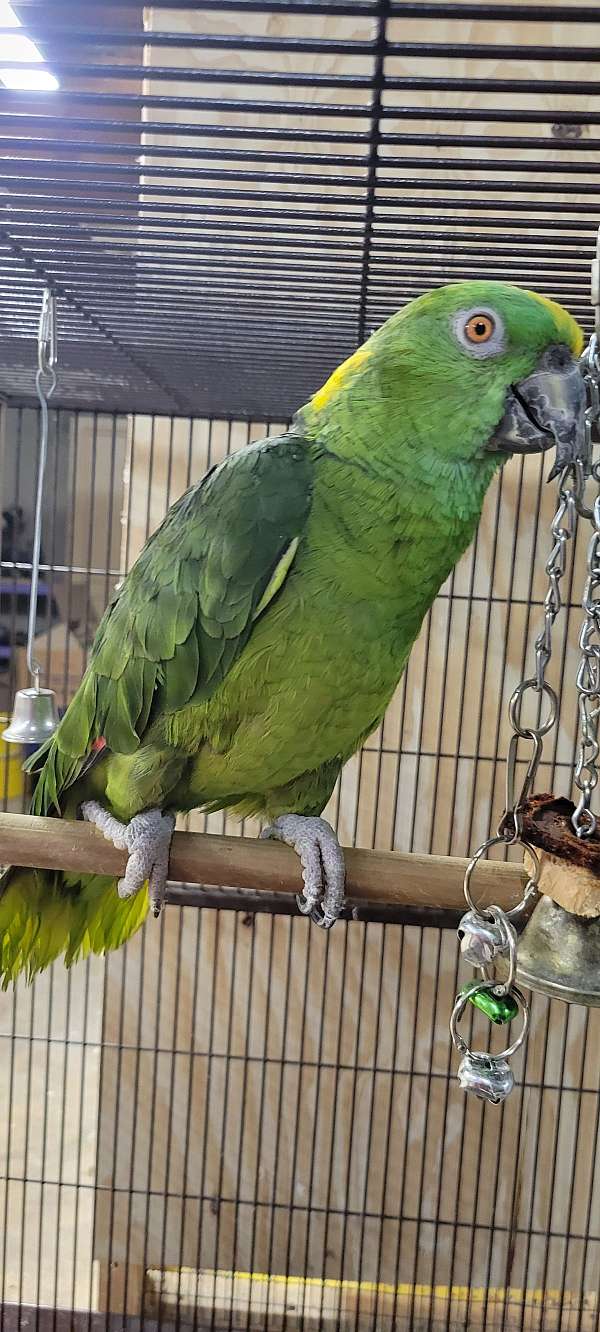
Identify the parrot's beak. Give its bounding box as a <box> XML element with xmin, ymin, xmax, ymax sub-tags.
<box><xmin>489</xmin><ymin>345</ymin><xmax>586</xmax><ymax>479</ymax></box>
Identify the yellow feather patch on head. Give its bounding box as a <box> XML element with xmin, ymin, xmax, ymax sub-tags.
<box><xmin>311</xmin><ymin>344</ymin><xmax>370</xmax><ymax>411</ymax></box>
<box><xmin>525</xmin><ymin>289</ymin><xmax>584</xmax><ymax>357</ymax></box>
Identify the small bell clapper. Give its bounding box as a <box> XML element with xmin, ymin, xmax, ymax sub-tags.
<box><xmin>450</xmin><ymin>226</ymin><xmax>600</xmax><ymax>1099</ymax></box>
<box><xmin>2</xmin><ymin>288</ymin><xmax>60</xmax><ymax>745</ymax></box>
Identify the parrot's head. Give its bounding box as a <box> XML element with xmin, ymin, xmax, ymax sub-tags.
<box><xmin>305</xmin><ymin>280</ymin><xmax>586</xmax><ymax>481</ymax></box>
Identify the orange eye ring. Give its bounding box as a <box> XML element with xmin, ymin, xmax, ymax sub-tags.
<box><xmin>464</xmin><ymin>313</ymin><xmax>495</xmax><ymax>344</ymax></box>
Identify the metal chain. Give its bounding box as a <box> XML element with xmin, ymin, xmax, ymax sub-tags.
<box><xmin>572</xmin><ymin>336</ymin><xmax>600</xmax><ymax>837</ymax></box>
<box><xmin>500</xmin><ymin>469</ymin><xmax>576</xmax><ymax>844</ymax></box>
<box><xmin>499</xmin><ymin>257</ymin><xmax>600</xmax><ymax>846</ymax></box>
<box><xmin>451</xmin><ymin>429</ymin><xmax>582</xmax><ymax>1105</ymax></box>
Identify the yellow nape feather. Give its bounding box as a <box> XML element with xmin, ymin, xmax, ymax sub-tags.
<box><xmin>311</xmin><ymin>344</ymin><xmax>370</xmax><ymax>411</ymax></box>
<box><xmin>525</xmin><ymin>289</ymin><xmax>584</xmax><ymax>357</ymax></box>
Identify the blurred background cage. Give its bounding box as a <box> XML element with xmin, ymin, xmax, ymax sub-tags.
<box><xmin>1</xmin><ymin>2</ymin><xmax>600</xmax><ymax>1329</ymax></box>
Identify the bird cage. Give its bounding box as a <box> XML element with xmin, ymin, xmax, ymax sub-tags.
<box><xmin>0</xmin><ymin>4</ymin><xmax>600</xmax><ymax>1331</ymax></box>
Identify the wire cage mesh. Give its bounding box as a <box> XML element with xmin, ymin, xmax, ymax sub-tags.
<box><xmin>1</xmin><ymin>406</ymin><xmax>599</xmax><ymax>1332</ymax></box>
<box><xmin>1</xmin><ymin>2</ymin><xmax>600</xmax><ymax>1330</ymax></box>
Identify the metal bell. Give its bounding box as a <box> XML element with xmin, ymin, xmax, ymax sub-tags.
<box><xmin>457</xmin><ymin>1053</ymin><xmax>515</xmax><ymax>1104</ymax></box>
<box><xmin>457</xmin><ymin>908</ymin><xmax>510</xmax><ymax>966</ymax></box>
<box><xmin>516</xmin><ymin>894</ymin><xmax>600</xmax><ymax>1007</ymax></box>
<box><xmin>2</xmin><ymin>686</ymin><xmax>58</xmax><ymax>745</ymax></box>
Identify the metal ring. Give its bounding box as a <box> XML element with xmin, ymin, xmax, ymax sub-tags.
<box><xmin>450</xmin><ymin>981</ymin><xmax>530</xmax><ymax>1061</ymax></box>
<box><xmin>463</xmin><ymin>835</ymin><xmax>540</xmax><ymax>919</ymax></box>
<box><xmin>509</xmin><ymin>679</ymin><xmax>558</xmax><ymax>738</ymax></box>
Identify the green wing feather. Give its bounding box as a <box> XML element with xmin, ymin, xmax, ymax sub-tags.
<box><xmin>29</xmin><ymin>434</ymin><xmax>314</xmax><ymax>814</ymax></box>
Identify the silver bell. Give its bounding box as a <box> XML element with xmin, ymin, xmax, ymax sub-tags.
<box><xmin>516</xmin><ymin>895</ymin><xmax>600</xmax><ymax>1007</ymax></box>
<box><xmin>457</xmin><ymin>908</ymin><xmax>511</xmax><ymax>967</ymax></box>
<box><xmin>2</xmin><ymin>686</ymin><xmax>59</xmax><ymax>745</ymax></box>
<box><xmin>457</xmin><ymin>1053</ymin><xmax>514</xmax><ymax>1104</ymax></box>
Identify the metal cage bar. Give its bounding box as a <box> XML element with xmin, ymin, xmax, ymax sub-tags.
<box><xmin>1</xmin><ymin>2</ymin><xmax>600</xmax><ymax>1328</ymax></box>
<box><xmin>0</xmin><ymin>0</ymin><xmax>598</xmax><ymax>414</ymax></box>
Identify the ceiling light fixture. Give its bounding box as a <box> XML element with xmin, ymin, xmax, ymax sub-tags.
<box><xmin>0</xmin><ymin>0</ymin><xmax>59</xmax><ymax>91</ymax></box>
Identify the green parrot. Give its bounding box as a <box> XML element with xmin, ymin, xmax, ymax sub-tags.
<box><xmin>0</xmin><ymin>280</ymin><xmax>586</xmax><ymax>984</ymax></box>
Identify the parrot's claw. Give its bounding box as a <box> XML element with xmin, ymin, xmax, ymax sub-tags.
<box><xmin>260</xmin><ymin>814</ymin><xmax>346</xmax><ymax>929</ymax></box>
<box><xmin>81</xmin><ymin>801</ymin><xmax>175</xmax><ymax>917</ymax></box>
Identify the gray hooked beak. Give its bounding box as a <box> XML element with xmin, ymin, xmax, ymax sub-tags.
<box><xmin>489</xmin><ymin>344</ymin><xmax>586</xmax><ymax>480</ymax></box>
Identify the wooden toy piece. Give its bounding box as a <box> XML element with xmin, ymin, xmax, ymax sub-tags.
<box><xmin>513</xmin><ymin>795</ymin><xmax>600</xmax><ymax>1007</ymax></box>
<box><xmin>521</xmin><ymin>793</ymin><xmax>600</xmax><ymax>920</ymax></box>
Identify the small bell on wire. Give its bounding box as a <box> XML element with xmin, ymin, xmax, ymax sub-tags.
<box><xmin>3</xmin><ymin>288</ymin><xmax>60</xmax><ymax>748</ymax></box>
<box><xmin>2</xmin><ymin>686</ymin><xmax>59</xmax><ymax>745</ymax></box>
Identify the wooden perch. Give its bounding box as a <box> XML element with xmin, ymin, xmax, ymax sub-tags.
<box><xmin>0</xmin><ymin>812</ymin><xmax>526</xmax><ymax>912</ymax></box>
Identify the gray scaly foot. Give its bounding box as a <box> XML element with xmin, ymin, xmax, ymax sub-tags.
<box><xmin>81</xmin><ymin>800</ymin><xmax>175</xmax><ymax>917</ymax></box>
<box><xmin>260</xmin><ymin>814</ymin><xmax>346</xmax><ymax>929</ymax></box>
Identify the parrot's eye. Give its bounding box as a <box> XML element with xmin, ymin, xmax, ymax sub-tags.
<box><xmin>453</xmin><ymin>306</ymin><xmax>506</xmax><ymax>359</ymax></box>
<box><xmin>465</xmin><ymin>314</ymin><xmax>495</xmax><ymax>343</ymax></box>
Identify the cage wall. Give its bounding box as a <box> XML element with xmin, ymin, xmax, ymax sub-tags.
<box><xmin>0</xmin><ymin>403</ymin><xmax>599</xmax><ymax>1331</ymax></box>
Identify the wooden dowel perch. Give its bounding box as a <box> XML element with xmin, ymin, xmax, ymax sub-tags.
<box><xmin>0</xmin><ymin>812</ymin><xmax>526</xmax><ymax>912</ymax></box>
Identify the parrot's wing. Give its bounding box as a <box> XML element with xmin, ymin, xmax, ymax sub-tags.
<box><xmin>30</xmin><ymin>435</ymin><xmax>313</xmax><ymax>811</ymax></box>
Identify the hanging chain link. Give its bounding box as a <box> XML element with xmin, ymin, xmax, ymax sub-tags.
<box><xmin>500</xmin><ymin>472</ymin><xmax>576</xmax><ymax>843</ymax></box>
<box><xmin>572</xmin><ymin>335</ymin><xmax>600</xmax><ymax>837</ymax></box>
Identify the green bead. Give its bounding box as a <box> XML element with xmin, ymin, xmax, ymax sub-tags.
<box><xmin>461</xmin><ymin>982</ymin><xmax>519</xmax><ymax>1026</ymax></box>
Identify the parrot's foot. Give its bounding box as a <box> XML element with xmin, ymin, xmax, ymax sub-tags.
<box><xmin>260</xmin><ymin>814</ymin><xmax>345</xmax><ymax>929</ymax></box>
<box><xmin>80</xmin><ymin>801</ymin><xmax>175</xmax><ymax>917</ymax></box>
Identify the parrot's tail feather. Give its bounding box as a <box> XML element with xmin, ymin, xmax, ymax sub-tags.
<box><xmin>0</xmin><ymin>864</ymin><xmax>149</xmax><ymax>987</ymax></box>
<box><xmin>26</xmin><ymin>741</ymin><xmax>84</xmax><ymax>817</ymax></box>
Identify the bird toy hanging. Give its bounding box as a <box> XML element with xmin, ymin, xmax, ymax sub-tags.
<box><xmin>3</xmin><ymin>288</ymin><xmax>59</xmax><ymax>747</ymax></box>
<box><xmin>450</xmin><ymin>233</ymin><xmax>600</xmax><ymax>1103</ymax></box>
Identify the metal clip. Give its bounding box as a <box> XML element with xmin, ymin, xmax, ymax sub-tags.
<box><xmin>501</xmin><ymin>730</ymin><xmax>543</xmax><ymax>841</ymax></box>
<box><xmin>38</xmin><ymin>287</ymin><xmax>57</xmax><ymax>380</ymax></box>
